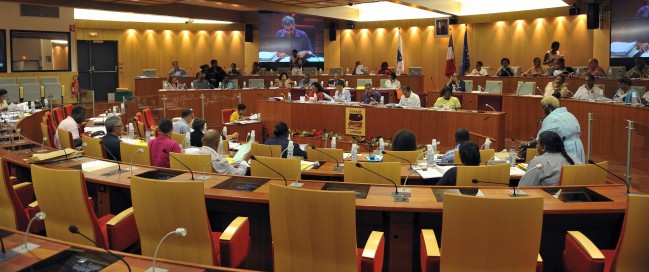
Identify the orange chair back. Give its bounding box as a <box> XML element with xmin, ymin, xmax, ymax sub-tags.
<box><xmin>0</xmin><ymin>158</ymin><xmax>29</xmax><ymax>230</ymax></box>
<box><xmin>222</xmin><ymin>108</ymin><xmax>235</xmax><ymax>123</ymax></box>
<box><xmin>142</xmin><ymin>108</ymin><xmax>156</xmax><ymax>129</ymax></box>
<box><xmin>612</xmin><ymin>195</ymin><xmax>649</xmax><ymax>270</ymax></box>
<box><xmin>44</xmin><ymin>111</ymin><xmax>57</xmax><ymax>132</ymax></box>
<box><xmin>63</xmin><ymin>104</ymin><xmax>74</xmax><ymax>117</ymax></box>
<box><xmin>52</xmin><ymin>107</ymin><xmax>64</xmax><ymax>126</ymax></box>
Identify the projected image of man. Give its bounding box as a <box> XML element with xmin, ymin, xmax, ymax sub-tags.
<box><xmin>274</xmin><ymin>16</ymin><xmax>313</xmax><ymax>60</ymax></box>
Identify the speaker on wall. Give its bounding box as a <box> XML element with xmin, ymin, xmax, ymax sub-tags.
<box><xmin>329</xmin><ymin>22</ymin><xmax>337</xmax><ymax>41</ymax></box>
<box><xmin>587</xmin><ymin>3</ymin><xmax>600</xmax><ymax>29</ymax></box>
<box><xmin>449</xmin><ymin>16</ymin><xmax>458</xmax><ymax>25</ymax></box>
<box><xmin>245</xmin><ymin>24</ymin><xmax>253</xmax><ymax>43</ymax></box>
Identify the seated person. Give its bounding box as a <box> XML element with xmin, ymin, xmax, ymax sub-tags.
<box><xmin>230</xmin><ymin>103</ymin><xmax>248</xmax><ymax>122</ymax></box>
<box><xmin>148</xmin><ymin>118</ymin><xmax>181</xmax><ymax>168</ymax></box>
<box><xmin>333</xmin><ymin>81</ymin><xmax>351</xmax><ymax>102</ymax></box>
<box><xmin>522</xmin><ymin>57</ymin><xmax>547</xmax><ymax>77</ymax></box>
<box><xmin>221</xmin><ymin>75</ymin><xmax>237</xmax><ymax>89</ymax></box>
<box><xmin>552</xmin><ymin>58</ymin><xmax>575</xmax><ymax>77</ymax></box>
<box><xmin>360</xmin><ymin>83</ymin><xmax>382</xmax><ymax>105</ymax></box>
<box><xmin>276</xmin><ymin>72</ymin><xmax>292</xmax><ymax>88</ymax></box>
<box><xmin>307</xmin><ymin>82</ymin><xmax>333</xmax><ymax>101</ymax></box>
<box><xmin>573</xmin><ymin>74</ymin><xmax>604</xmax><ymax>100</ymax></box>
<box><xmin>625</xmin><ymin>57</ymin><xmax>649</xmax><ymax>78</ymax></box>
<box><xmin>353</xmin><ymin>60</ymin><xmax>368</xmax><ymax>75</ymax></box>
<box><xmin>446</xmin><ymin>72</ymin><xmax>465</xmax><ymax>92</ymax></box>
<box><xmin>166</xmin><ymin>75</ymin><xmax>181</xmax><ymax>89</ymax></box>
<box><xmin>168</xmin><ymin>60</ymin><xmax>187</xmax><ymax>77</ymax></box>
<box><xmin>384</xmin><ymin>72</ymin><xmax>401</xmax><ymax>89</ymax></box>
<box><xmin>0</xmin><ymin>88</ymin><xmax>9</xmax><ymax>111</ymax></box>
<box><xmin>398</xmin><ymin>85</ymin><xmax>421</xmax><ymax>108</ymax></box>
<box><xmin>250</xmin><ymin>62</ymin><xmax>261</xmax><ymax>76</ymax></box>
<box><xmin>101</xmin><ymin>116</ymin><xmax>123</xmax><ymax>161</ymax></box>
<box><xmin>437</xmin><ymin>141</ymin><xmax>481</xmax><ymax>186</ymax></box>
<box><xmin>391</xmin><ymin>130</ymin><xmax>417</xmax><ymax>151</ymax></box>
<box><xmin>298</xmin><ymin>73</ymin><xmax>312</xmax><ymax>88</ymax></box>
<box><xmin>190</xmin><ymin>118</ymin><xmax>206</xmax><ymax>147</ymax></box>
<box><xmin>192</xmin><ymin>72</ymin><xmax>211</xmax><ymax>89</ymax></box>
<box><xmin>327</xmin><ymin>73</ymin><xmax>344</xmax><ymax>87</ymax></box>
<box><xmin>172</xmin><ymin>108</ymin><xmax>193</xmax><ymax>134</ymax></box>
<box><xmin>543</xmin><ymin>74</ymin><xmax>571</xmax><ymax>98</ymax></box>
<box><xmin>495</xmin><ymin>58</ymin><xmax>514</xmax><ymax>77</ymax></box>
<box><xmin>644</xmin><ymin>90</ymin><xmax>649</xmax><ymax>105</ymax></box>
<box><xmin>441</xmin><ymin>128</ymin><xmax>469</xmax><ymax>164</ymax></box>
<box><xmin>264</xmin><ymin>122</ymin><xmax>307</xmax><ymax>159</ymax></box>
<box><xmin>581</xmin><ymin>58</ymin><xmax>606</xmax><ymax>77</ymax></box>
<box><xmin>519</xmin><ymin>131</ymin><xmax>580</xmax><ymax>187</ymax></box>
<box><xmin>55</xmin><ymin>106</ymin><xmax>97</xmax><ymax>148</ymax></box>
<box><xmin>227</xmin><ymin>63</ymin><xmax>241</xmax><ymax>76</ymax></box>
<box><xmin>613</xmin><ymin>75</ymin><xmax>641</xmax><ymax>103</ymax></box>
<box><xmin>377</xmin><ymin>61</ymin><xmax>393</xmax><ymax>75</ymax></box>
<box><xmin>188</xmin><ymin>129</ymin><xmax>249</xmax><ymax>176</ymax></box>
<box><xmin>466</xmin><ymin>61</ymin><xmax>488</xmax><ymax>76</ymax></box>
<box><xmin>434</xmin><ymin>86</ymin><xmax>461</xmax><ymax>110</ymax></box>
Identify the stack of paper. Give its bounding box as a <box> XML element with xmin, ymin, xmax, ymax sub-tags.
<box><xmin>24</xmin><ymin>148</ymin><xmax>82</xmax><ymax>163</ymax></box>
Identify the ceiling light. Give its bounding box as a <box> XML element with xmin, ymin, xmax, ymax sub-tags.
<box><xmin>455</xmin><ymin>0</ymin><xmax>568</xmax><ymax>15</ymax></box>
<box><xmin>74</xmin><ymin>8</ymin><xmax>232</xmax><ymax>24</ymax></box>
<box><xmin>51</xmin><ymin>40</ymin><xmax>69</xmax><ymax>44</ymax></box>
<box><xmin>350</xmin><ymin>1</ymin><xmax>447</xmax><ymax>22</ymax></box>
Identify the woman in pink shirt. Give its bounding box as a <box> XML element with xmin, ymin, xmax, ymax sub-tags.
<box><xmin>148</xmin><ymin>118</ymin><xmax>181</xmax><ymax>168</ymax></box>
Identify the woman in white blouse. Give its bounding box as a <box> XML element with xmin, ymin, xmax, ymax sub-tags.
<box><xmin>384</xmin><ymin>72</ymin><xmax>401</xmax><ymax>89</ymax></box>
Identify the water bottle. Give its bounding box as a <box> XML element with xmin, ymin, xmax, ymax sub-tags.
<box><xmin>30</xmin><ymin>101</ymin><xmax>35</xmax><ymax>112</ymax></box>
<box><xmin>44</xmin><ymin>98</ymin><xmax>49</xmax><ymax>110</ymax></box>
<box><xmin>243</xmin><ymin>81</ymin><xmax>247</xmax><ymax>88</ymax></box>
<box><xmin>184</xmin><ymin>132</ymin><xmax>191</xmax><ymax>148</ymax></box>
<box><xmin>351</xmin><ymin>144</ymin><xmax>358</xmax><ymax>162</ymax></box>
<box><xmin>427</xmin><ymin>144</ymin><xmax>435</xmax><ymax>168</ymax></box>
<box><xmin>379</xmin><ymin>96</ymin><xmax>384</xmax><ymax>106</ymax></box>
<box><xmin>121</xmin><ymin>102</ymin><xmax>126</xmax><ymax>114</ymax></box>
<box><xmin>484</xmin><ymin>138</ymin><xmax>491</xmax><ymax>149</ymax></box>
<box><xmin>287</xmin><ymin>140</ymin><xmax>294</xmax><ymax>158</ymax></box>
<box><xmin>257</xmin><ymin>113</ymin><xmax>261</xmax><ymax>121</ymax></box>
<box><xmin>250</xmin><ymin>130</ymin><xmax>255</xmax><ymax>142</ymax></box>
<box><xmin>345</xmin><ymin>81</ymin><xmax>349</xmax><ymax>87</ymax></box>
<box><xmin>19</xmin><ymin>106</ymin><xmax>24</xmax><ymax>118</ymax></box>
<box><xmin>222</xmin><ymin>126</ymin><xmax>228</xmax><ymax>136</ymax></box>
<box><xmin>631</xmin><ymin>92</ymin><xmax>639</xmax><ymax>107</ymax></box>
<box><xmin>331</xmin><ymin>137</ymin><xmax>337</xmax><ymax>149</ymax></box>
<box><xmin>217</xmin><ymin>138</ymin><xmax>224</xmax><ymax>154</ymax></box>
<box><xmin>607</xmin><ymin>67</ymin><xmax>613</xmax><ymax>79</ymax></box>
<box><xmin>379</xmin><ymin>138</ymin><xmax>385</xmax><ymax>153</ymax></box>
<box><xmin>318</xmin><ymin>68</ymin><xmax>322</xmax><ymax>75</ymax></box>
<box><xmin>432</xmin><ymin>139</ymin><xmax>438</xmax><ymax>154</ymax></box>
<box><xmin>509</xmin><ymin>146</ymin><xmax>516</xmax><ymax>167</ymax></box>
<box><xmin>128</xmin><ymin>123</ymin><xmax>135</xmax><ymax>139</ymax></box>
<box><xmin>288</xmin><ymin>92</ymin><xmax>292</xmax><ymax>101</ymax></box>
<box><xmin>346</xmin><ymin>67</ymin><xmax>349</xmax><ymax>74</ymax></box>
<box><xmin>218</xmin><ymin>82</ymin><xmax>222</xmax><ymax>89</ymax></box>
<box><xmin>320</xmin><ymin>81</ymin><xmax>324</xmax><ymax>86</ymax></box>
<box><xmin>145</xmin><ymin>129</ymin><xmax>151</xmax><ymax>142</ymax></box>
<box><xmin>270</xmin><ymin>81</ymin><xmax>274</xmax><ymax>87</ymax></box>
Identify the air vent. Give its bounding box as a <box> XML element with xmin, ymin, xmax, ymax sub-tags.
<box><xmin>20</xmin><ymin>4</ymin><xmax>59</xmax><ymax>18</ymax></box>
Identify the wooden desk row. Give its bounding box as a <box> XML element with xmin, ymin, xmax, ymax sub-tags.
<box><xmin>136</xmin><ymin>75</ymin><xmax>424</xmax><ymax>97</ymax></box>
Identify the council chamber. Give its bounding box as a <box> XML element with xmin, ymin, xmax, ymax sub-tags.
<box><xmin>1</xmin><ymin>0</ymin><xmax>649</xmax><ymax>271</ymax></box>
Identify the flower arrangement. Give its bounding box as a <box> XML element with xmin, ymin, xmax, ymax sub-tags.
<box><xmin>292</xmin><ymin>129</ymin><xmax>344</xmax><ymax>141</ymax></box>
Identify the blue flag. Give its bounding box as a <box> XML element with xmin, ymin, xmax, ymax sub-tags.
<box><xmin>460</xmin><ymin>29</ymin><xmax>470</xmax><ymax>76</ymax></box>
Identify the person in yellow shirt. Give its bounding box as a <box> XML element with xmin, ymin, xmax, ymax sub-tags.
<box><xmin>229</xmin><ymin>103</ymin><xmax>248</xmax><ymax>122</ymax></box>
<box><xmin>434</xmin><ymin>86</ymin><xmax>461</xmax><ymax>110</ymax></box>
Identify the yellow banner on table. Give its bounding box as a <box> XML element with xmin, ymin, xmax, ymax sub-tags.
<box><xmin>345</xmin><ymin>107</ymin><xmax>365</xmax><ymax>136</ymax></box>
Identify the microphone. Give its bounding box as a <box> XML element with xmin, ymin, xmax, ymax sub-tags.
<box><xmin>198</xmin><ymin>153</ymin><xmax>222</xmax><ymax>180</ymax></box>
<box><xmin>100</xmin><ymin>140</ymin><xmax>128</xmax><ymax>176</ymax></box>
<box><xmin>381</xmin><ymin>150</ymin><xmax>413</xmax><ymax>169</ymax></box>
<box><xmin>61</xmin><ymin>146</ymin><xmax>70</xmax><ymax>161</ymax></box>
<box><xmin>485</xmin><ymin>104</ymin><xmax>496</xmax><ymax>112</ymax></box>
<box><xmin>310</xmin><ymin>146</ymin><xmax>343</xmax><ymax>171</ymax></box>
<box><xmin>69</xmin><ymin>225</ymin><xmax>131</xmax><ymax>272</ymax></box>
<box><xmin>19</xmin><ymin>212</ymin><xmax>46</xmax><ymax>252</ymax></box>
<box><xmin>354</xmin><ymin>162</ymin><xmax>408</xmax><ymax>202</ymax></box>
<box><xmin>245</xmin><ymin>132</ymin><xmax>250</xmax><ymax>143</ymax></box>
<box><xmin>514</xmin><ymin>81</ymin><xmax>525</xmax><ymax>95</ymax></box>
<box><xmin>535</xmin><ymin>86</ymin><xmax>543</xmax><ymax>96</ymax></box>
<box><xmin>128</xmin><ymin>148</ymin><xmax>144</xmax><ymax>178</ymax></box>
<box><xmin>35</xmin><ymin>137</ymin><xmax>48</xmax><ymax>153</ymax></box>
<box><xmin>400</xmin><ymin>152</ymin><xmax>427</xmax><ymax>196</ymax></box>
<box><xmin>562</xmin><ymin>89</ymin><xmax>575</xmax><ymax>98</ymax></box>
<box><xmin>76</xmin><ymin>142</ymin><xmax>88</xmax><ymax>151</ymax></box>
<box><xmin>294</xmin><ymin>161</ymin><xmax>320</xmax><ymax>187</ymax></box>
<box><xmin>250</xmin><ymin>155</ymin><xmax>289</xmax><ymax>186</ymax></box>
<box><xmin>149</xmin><ymin>228</ymin><xmax>187</xmax><ymax>272</ymax></box>
<box><xmin>587</xmin><ymin>159</ymin><xmax>636</xmax><ymax>195</ymax></box>
<box><xmin>163</xmin><ymin>149</ymin><xmax>194</xmax><ymax>180</ymax></box>
<box><xmin>485</xmin><ymin>82</ymin><xmax>500</xmax><ymax>93</ymax></box>
<box><xmin>429</xmin><ymin>76</ymin><xmax>437</xmax><ymax>92</ymax></box>
<box><xmin>477</xmin><ymin>85</ymin><xmax>484</xmax><ymax>92</ymax></box>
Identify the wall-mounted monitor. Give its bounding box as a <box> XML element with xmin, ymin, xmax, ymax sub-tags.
<box><xmin>258</xmin><ymin>12</ymin><xmax>324</xmax><ymax>64</ymax></box>
<box><xmin>10</xmin><ymin>30</ymin><xmax>71</xmax><ymax>72</ymax></box>
<box><xmin>610</xmin><ymin>0</ymin><xmax>649</xmax><ymax>68</ymax></box>
<box><xmin>0</xmin><ymin>29</ymin><xmax>6</xmax><ymax>73</ymax></box>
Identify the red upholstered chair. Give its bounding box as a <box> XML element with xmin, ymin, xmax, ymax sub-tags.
<box><xmin>63</xmin><ymin>104</ymin><xmax>74</xmax><ymax>117</ymax></box>
<box><xmin>142</xmin><ymin>108</ymin><xmax>157</xmax><ymax>130</ymax></box>
<box><xmin>52</xmin><ymin>107</ymin><xmax>64</xmax><ymax>126</ymax></box>
<box><xmin>563</xmin><ymin>194</ymin><xmax>649</xmax><ymax>272</ymax></box>
<box><xmin>0</xmin><ymin>158</ymin><xmax>44</xmax><ymax>234</ymax></box>
<box><xmin>222</xmin><ymin>108</ymin><xmax>235</xmax><ymax>123</ymax></box>
<box><xmin>130</xmin><ymin>176</ymin><xmax>251</xmax><ymax>267</ymax></box>
<box><xmin>269</xmin><ymin>184</ymin><xmax>385</xmax><ymax>272</ymax></box>
<box><xmin>420</xmin><ymin>194</ymin><xmax>544</xmax><ymax>272</ymax></box>
<box><xmin>30</xmin><ymin>165</ymin><xmax>139</xmax><ymax>251</ymax></box>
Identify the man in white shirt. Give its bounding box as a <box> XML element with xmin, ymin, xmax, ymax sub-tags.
<box><xmin>168</xmin><ymin>60</ymin><xmax>187</xmax><ymax>77</ymax></box>
<box><xmin>187</xmin><ymin>129</ymin><xmax>249</xmax><ymax>176</ymax></box>
<box><xmin>398</xmin><ymin>85</ymin><xmax>420</xmax><ymax>108</ymax></box>
<box><xmin>173</xmin><ymin>108</ymin><xmax>193</xmax><ymax>134</ymax></box>
<box><xmin>384</xmin><ymin>72</ymin><xmax>401</xmax><ymax>89</ymax></box>
<box><xmin>55</xmin><ymin>106</ymin><xmax>97</xmax><ymax>148</ymax></box>
<box><xmin>467</xmin><ymin>61</ymin><xmax>488</xmax><ymax>76</ymax></box>
<box><xmin>572</xmin><ymin>75</ymin><xmax>604</xmax><ymax>100</ymax></box>
<box><xmin>333</xmin><ymin>81</ymin><xmax>351</xmax><ymax>102</ymax></box>
<box><xmin>543</xmin><ymin>74</ymin><xmax>571</xmax><ymax>98</ymax></box>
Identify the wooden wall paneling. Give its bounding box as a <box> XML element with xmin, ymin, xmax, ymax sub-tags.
<box><xmin>178</xmin><ymin>30</ymin><xmax>196</xmax><ymax>77</ymax></box>
<box><xmin>123</xmin><ymin>29</ymin><xmax>144</xmax><ymax>92</ymax></box>
<box><xmin>324</xmin><ymin>28</ymin><xmax>341</xmax><ymax>70</ymax></box>
<box><xmin>143</xmin><ymin>30</ymin><xmax>161</xmax><ymax>75</ymax></box>
<box><xmin>159</xmin><ymin>30</ymin><xmax>179</xmax><ymax>76</ymax></box>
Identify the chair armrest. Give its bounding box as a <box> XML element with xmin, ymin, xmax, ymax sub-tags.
<box><xmin>362</xmin><ymin>231</ymin><xmax>384</xmax><ymax>259</ymax></box>
<box><xmin>567</xmin><ymin>231</ymin><xmax>605</xmax><ymax>259</ymax></box>
<box><xmin>421</xmin><ymin>229</ymin><xmax>440</xmax><ymax>257</ymax></box>
<box><xmin>28</xmin><ymin>201</ymin><xmax>39</xmax><ymax>208</ymax></box>
<box><xmin>106</xmin><ymin>207</ymin><xmax>133</xmax><ymax>226</ymax></box>
<box><xmin>9</xmin><ymin>176</ymin><xmax>18</xmax><ymax>184</ymax></box>
<box><xmin>220</xmin><ymin>216</ymin><xmax>248</xmax><ymax>241</ymax></box>
<box><xmin>13</xmin><ymin>182</ymin><xmax>35</xmax><ymax>207</ymax></box>
<box><xmin>13</xmin><ymin>182</ymin><xmax>32</xmax><ymax>190</ymax></box>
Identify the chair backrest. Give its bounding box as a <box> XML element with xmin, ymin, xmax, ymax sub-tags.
<box><xmin>305</xmin><ymin>148</ymin><xmax>344</xmax><ymax>163</ymax></box>
<box><xmin>57</xmin><ymin>128</ymin><xmax>74</xmax><ymax>150</ymax></box>
<box><xmin>269</xmin><ymin>184</ymin><xmax>358</xmax><ymax>271</ymax></box>
<box><xmin>383</xmin><ymin>150</ymin><xmax>426</xmax><ymax>164</ymax></box>
<box><xmin>454</xmin><ymin>149</ymin><xmax>496</xmax><ymax>164</ymax></box>
<box><xmin>456</xmin><ymin>164</ymin><xmax>510</xmax><ymax>186</ymax></box>
<box><xmin>136</xmin><ymin>121</ymin><xmax>146</xmax><ymax>139</ymax></box>
<box><xmin>441</xmin><ymin>194</ymin><xmax>543</xmax><ymax>271</ymax></box>
<box><xmin>609</xmin><ymin>66</ymin><xmax>627</xmax><ymax>78</ymax></box>
<box><xmin>464</xmin><ymin>79</ymin><xmax>473</xmax><ymax>92</ymax></box>
<box><xmin>44</xmin><ymin>111</ymin><xmax>57</xmax><ymax>134</ymax></box>
<box><xmin>380</xmin><ymin>78</ymin><xmax>389</xmax><ymax>87</ymax></box>
<box><xmin>222</xmin><ymin>108</ymin><xmax>235</xmax><ymax>123</ymax></box>
<box><xmin>594</xmin><ymin>84</ymin><xmax>605</xmax><ymax>94</ymax></box>
<box><xmin>251</xmin><ymin>156</ymin><xmax>301</xmax><ymax>180</ymax></box>
<box><xmin>0</xmin><ymin>83</ymin><xmax>20</xmax><ymax>103</ymax></box>
<box><xmin>302</xmin><ymin>67</ymin><xmax>317</xmax><ymax>77</ymax></box>
<box><xmin>248</xmin><ymin>79</ymin><xmax>264</xmax><ymax>89</ymax></box>
<box><xmin>119</xmin><ymin>142</ymin><xmax>151</xmax><ymax>166</ymax></box>
<box><xmin>343</xmin><ymin>161</ymin><xmax>400</xmax><ymax>185</ymax></box>
<box><xmin>169</xmin><ymin>153</ymin><xmax>212</xmax><ymax>173</ymax></box>
<box><xmin>356</xmin><ymin>78</ymin><xmax>372</xmax><ymax>89</ymax></box>
<box><xmin>511</xmin><ymin>66</ymin><xmax>522</xmax><ymax>76</ymax></box>
<box><xmin>130</xmin><ymin>176</ymin><xmax>216</xmax><ymax>266</ymax></box>
<box><xmin>482</xmin><ymin>66</ymin><xmax>492</xmax><ymax>75</ymax></box>
<box><xmin>171</xmin><ymin>132</ymin><xmax>186</xmax><ymax>146</ymax></box>
<box><xmin>0</xmin><ymin>77</ymin><xmax>16</xmax><ymax>85</ymax></box>
<box><xmin>18</xmin><ymin>77</ymin><xmax>38</xmax><ymax>85</ymax></box>
<box><xmin>485</xmin><ymin>80</ymin><xmax>503</xmax><ymax>94</ymax></box>
<box><xmin>52</xmin><ymin>107</ymin><xmax>64</xmax><ymax>125</ymax></box>
<box><xmin>612</xmin><ymin>194</ymin><xmax>649</xmax><ymax>270</ymax></box>
<box><xmin>0</xmin><ymin>158</ymin><xmax>29</xmax><ymax>230</ymax></box>
<box><xmin>40</xmin><ymin>76</ymin><xmax>60</xmax><ymax>84</ymax></box>
<box><xmin>142</xmin><ymin>108</ymin><xmax>156</xmax><ymax>129</ymax></box>
<box><xmin>63</xmin><ymin>104</ymin><xmax>74</xmax><ymax>117</ymax></box>
<box><xmin>250</xmin><ymin>143</ymin><xmax>282</xmax><ymax>158</ymax></box>
<box><xmin>525</xmin><ymin>148</ymin><xmax>538</xmax><ymax>163</ymax></box>
<box><xmin>329</xmin><ymin>67</ymin><xmax>343</xmax><ymax>75</ymax></box>
<box><xmin>573</xmin><ymin>66</ymin><xmax>588</xmax><ymax>75</ymax></box>
<box><xmin>81</xmin><ymin>135</ymin><xmax>106</xmax><ymax>159</ymax></box>
<box><xmin>21</xmin><ymin>83</ymin><xmax>42</xmax><ymax>101</ymax></box>
<box><xmin>30</xmin><ymin>165</ymin><xmax>106</xmax><ymax>248</ymax></box>
<box><xmin>517</xmin><ymin>81</ymin><xmax>536</xmax><ymax>96</ymax></box>
<box><xmin>559</xmin><ymin>161</ymin><xmax>608</xmax><ymax>186</ymax></box>
<box><xmin>40</xmin><ymin>122</ymin><xmax>53</xmax><ymax>148</ymax></box>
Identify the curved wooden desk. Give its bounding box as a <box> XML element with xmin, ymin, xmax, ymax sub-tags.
<box><xmin>10</xmin><ymin>110</ymin><xmax>631</xmax><ymax>272</ymax></box>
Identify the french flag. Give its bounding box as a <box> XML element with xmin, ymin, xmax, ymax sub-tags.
<box><xmin>445</xmin><ymin>34</ymin><xmax>456</xmax><ymax>77</ymax></box>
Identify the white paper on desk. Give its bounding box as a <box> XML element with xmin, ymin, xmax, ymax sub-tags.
<box><xmin>249</xmin><ymin>114</ymin><xmax>259</xmax><ymax>120</ymax></box>
<box><xmin>510</xmin><ymin>167</ymin><xmax>526</xmax><ymax>176</ymax></box>
<box><xmin>238</xmin><ymin>120</ymin><xmax>258</xmax><ymax>124</ymax></box>
<box><xmin>89</xmin><ymin>117</ymin><xmax>105</xmax><ymax>123</ymax></box>
<box><xmin>84</xmin><ymin>126</ymin><xmax>106</xmax><ymax>134</ymax></box>
<box><xmin>232</xmin><ymin>141</ymin><xmax>252</xmax><ymax>162</ymax></box>
<box><xmin>417</xmin><ymin>166</ymin><xmax>454</xmax><ymax>179</ymax></box>
<box><xmin>81</xmin><ymin>160</ymin><xmax>118</xmax><ymax>172</ymax></box>
<box><xmin>229</xmin><ymin>141</ymin><xmax>240</xmax><ymax>150</ymax></box>
<box><xmin>343</xmin><ymin>152</ymin><xmax>361</xmax><ymax>160</ymax></box>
